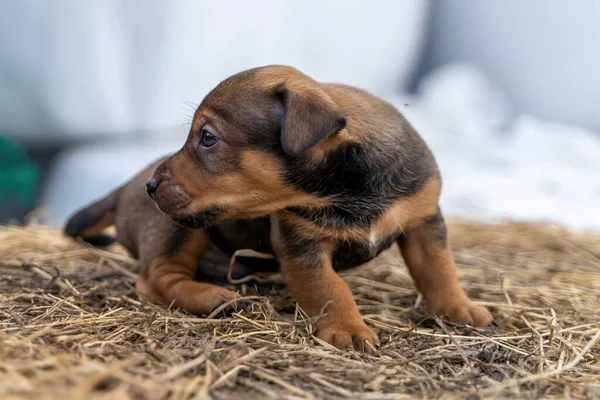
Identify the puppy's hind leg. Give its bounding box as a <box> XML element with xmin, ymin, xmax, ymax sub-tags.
<box><xmin>397</xmin><ymin>208</ymin><xmax>492</xmax><ymax>327</ymax></box>
<box><xmin>136</xmin><ymin>230</ymin><xmax>240</xmax><ymax>315</ymax></box>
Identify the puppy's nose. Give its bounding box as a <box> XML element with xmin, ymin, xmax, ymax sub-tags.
<box><xmin>146</xmin><ymin>178</ymin><xmax>160</xmax><ymax>198</ymax></box>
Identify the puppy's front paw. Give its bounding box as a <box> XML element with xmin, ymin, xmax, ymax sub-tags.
<box><xmin>432</xmin><ymin>301</ymin><xmax>492</xmax><ymax>327</ymax></box>
<box><xmin>316</xmin><ymin>322</ymin><xmax>379</xmax><ymax>352</ymax></box>
<box><xmin>136</xmin><ymin>277</ymin><xmax>241</xmax><ymax>316</ymax></box>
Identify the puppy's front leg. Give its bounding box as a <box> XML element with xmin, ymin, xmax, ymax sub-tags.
<box><xmin>397</xmin><ymin>208</ymin><xmax>492</xmax><ymax>326</ymax></box>
<box><xmin>136</xmin><ymin>230</ymin><xmax>239</xmax><ymax>315</ymax></box>
<box><xmin>273</xmin><ymin>217</ymin><xmax>379</xmax><ymax>351</ymax></box>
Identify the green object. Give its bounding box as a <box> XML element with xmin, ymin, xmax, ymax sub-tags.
<box><xmin>0</xmin><ymin>134</ymin><xmax>40</xmax><ymax>206</ymax></box>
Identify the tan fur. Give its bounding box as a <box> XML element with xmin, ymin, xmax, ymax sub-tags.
<box><xmin>140</xmin><ymin>229</ymin><xmax>239</xmax><ymax>315</ymax></box>
<box><xmin>169</xmin><ymin>150</ymin><xmax>332</xmax><ymax>220</ymax></box>
<box><xmin>399</xmin><ymin>221</ymin><xmax>492</xmax><ymax>326</ymax></box>
<box><xmin>370</xmin><ymin>177</ymin><xmax>442</xmax><ymax>237</ymax></box>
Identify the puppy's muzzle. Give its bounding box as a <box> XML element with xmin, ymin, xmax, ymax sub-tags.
<box><xmin>146</xmin><ymin>177</ymin><xmax>192</xmax><ymax>215</ymax></box>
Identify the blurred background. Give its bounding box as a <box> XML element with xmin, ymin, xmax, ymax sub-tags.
<box><xmin>1</xmin><ymin>0</ymin><xmax>599</xmax><ymax>231</ymax></box>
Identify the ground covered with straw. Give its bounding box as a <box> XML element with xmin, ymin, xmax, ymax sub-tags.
<box><xmin>1</xmin><ymin>220</ymin><xmax>599</xmax><ymax>399</ymax></box>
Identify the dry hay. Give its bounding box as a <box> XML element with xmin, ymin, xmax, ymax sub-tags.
<box><xmin>1</xmin><ymin>219</ymin><xmax>599</xmax><ymax>400</ymax></box>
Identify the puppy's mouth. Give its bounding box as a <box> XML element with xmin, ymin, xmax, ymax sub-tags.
<box><xmin>170</xmin><ymin>206</ymin><xmax>226</xmax><ymax>229</ymax></box>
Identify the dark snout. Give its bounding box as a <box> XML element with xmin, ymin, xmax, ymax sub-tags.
<box><xmin>145</xmin><ymin>159</ymin><xmax>192</xmax><ymax>215</ymax></box>
<box><xmin>146</xmin><ymin>159</ymin><xmax>171</xmax><ymax>199</ymax></box>
<box><xmin>146</xmin><ymin>178</ymin><xmax>160</xmax><ymax>198</ymax></box>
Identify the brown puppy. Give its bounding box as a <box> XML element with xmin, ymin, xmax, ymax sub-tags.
<box><xmin>143</xmin><ymin>65</ymin><xmax>492</xmax><ymax>350</ymax></box>
<box><xmin>64</xmin><ymin>158</ymin><xmax>279</xmax><ymax>315</ymax></box>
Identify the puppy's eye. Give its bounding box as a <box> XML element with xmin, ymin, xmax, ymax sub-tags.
<box><xmin>200</xmin><ymin>129</ymin><xmax>219</xmax><ymax>148</ymax></box>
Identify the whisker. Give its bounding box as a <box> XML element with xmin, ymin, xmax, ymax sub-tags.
<box><xmin>181</xmin><ymin>100</ymin><xmax>199</xmax><ymax>112</ymax></box>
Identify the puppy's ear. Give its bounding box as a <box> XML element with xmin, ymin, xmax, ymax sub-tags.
<box><xmin>276</xmin><ymin>86</ymin><xmax>346</xmax><ymax>156</ymax></box>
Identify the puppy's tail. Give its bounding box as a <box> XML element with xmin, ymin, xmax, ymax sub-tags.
<box><xmin>63</xmin><ymin>187</ymin><xmax>122</xmax><ymax>247</ymax></box>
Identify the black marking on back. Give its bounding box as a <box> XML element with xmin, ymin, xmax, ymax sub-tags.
<box><xmin>282</xmin><ymin>138</ymin><xmax>433</xmax><ymax>230</ymax></box>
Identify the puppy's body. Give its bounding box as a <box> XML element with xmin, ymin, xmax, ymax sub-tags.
<box><xmin>67</xmin><ymin>65</ymin><xmax>492</xmax><ymax>351</ymax></box>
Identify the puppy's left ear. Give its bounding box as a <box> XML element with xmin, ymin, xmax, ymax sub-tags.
<box><xmin>276</xmin><ymin>86</ymin><xmax>346</xmax><ymax>156</ymax></box>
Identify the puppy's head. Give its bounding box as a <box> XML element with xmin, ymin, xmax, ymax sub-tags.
<box><xmin>147</xmin><ymin>65</ymin><xmax>346</xmax><ymax>228</ymax></box>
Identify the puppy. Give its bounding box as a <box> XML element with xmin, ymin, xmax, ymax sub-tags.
<box><xmin>64</xmin><ymin>157</ymin><xmax>279</xmax><ymax>315</ymax></box>
<box><xmin>141</xmin><ymin>65</ymin><xmax>492</xmax><ymax>350</ymax></box>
